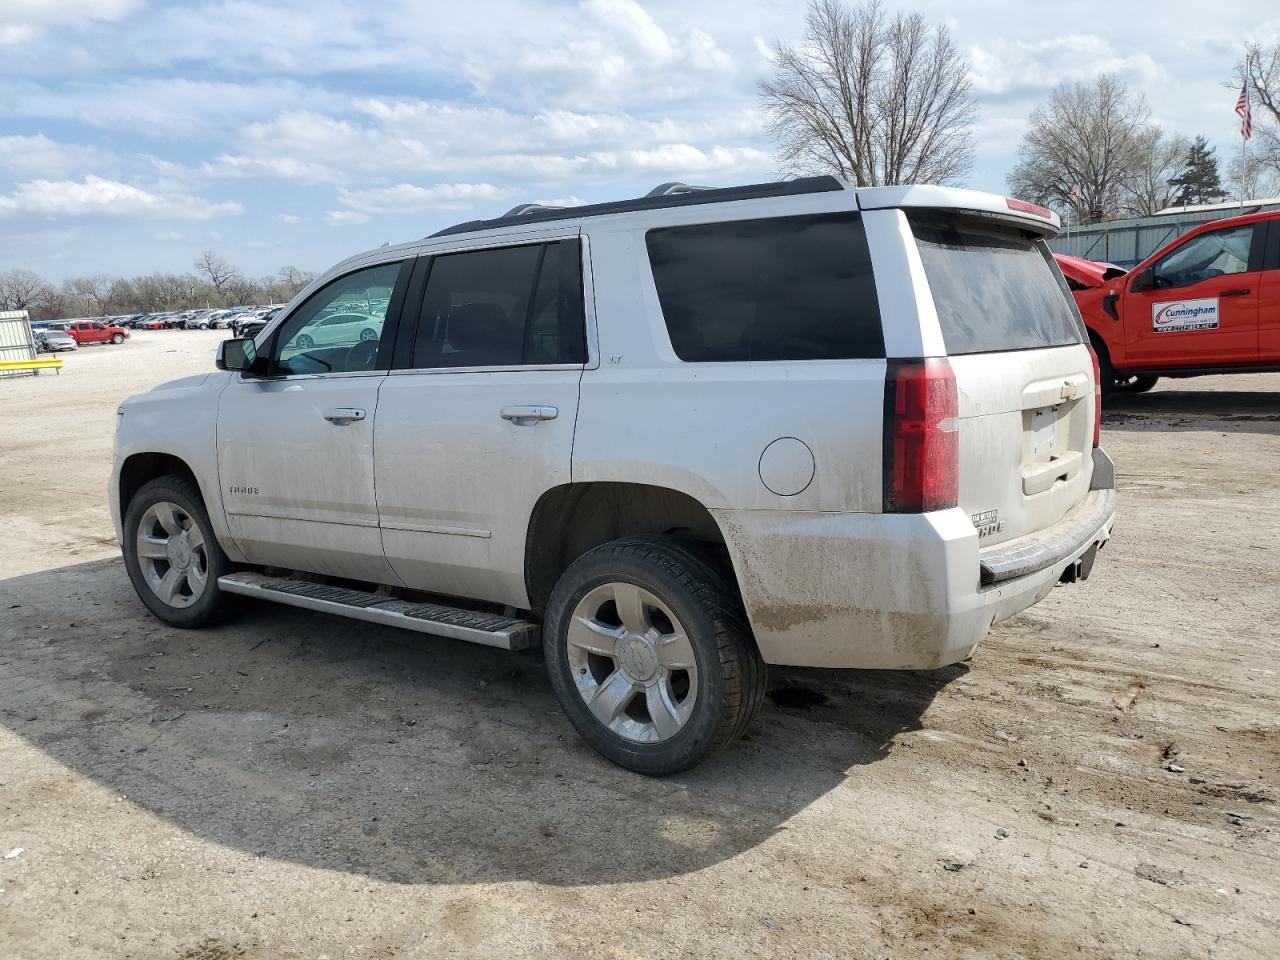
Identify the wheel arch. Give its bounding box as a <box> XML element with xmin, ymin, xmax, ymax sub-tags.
<box><xmin>119</xmin><ymin>452</ymin><xmax>203</xmax><ymax>515</ymax></box>
<box><xmin>524</xmin><ymin>481</ymin><xmax>734</xmax><ymax>613</ymax></box>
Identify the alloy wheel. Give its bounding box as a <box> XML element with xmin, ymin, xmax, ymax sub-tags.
<box><xmin>134</xmin><ymin>501</ymin><xmax>209</xmax><ymax>609</ymax></box>
<box><xmin>566</xmin><ymin>581</ymin><xmax>699</xmax><ymax>743</ymax></box>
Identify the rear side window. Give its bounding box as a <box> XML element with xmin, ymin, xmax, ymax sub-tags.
<box><xmin>411</xmin><ymin>240</ymin><xmax>586</xmax><ymax>369</ymax></box>
<box><xmin>646</xmin><ymin>213</ymin><xmax>884</xmax><ymax>361</ymax></box>
<box><xmin>910</xmin><ymin>214</ymin><xmax>1085</xmax><ymax>355</ymax></box>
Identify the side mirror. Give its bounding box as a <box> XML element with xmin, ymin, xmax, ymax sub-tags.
<box><xmin>216</xmin><ymin>337</ymin><xmax>261</xmax><ymax>373</ymax></box>
<box><xmin>1129</xmin><ymin>267</ymin><xmax>1154</xmax><ymax>292</ymax></box>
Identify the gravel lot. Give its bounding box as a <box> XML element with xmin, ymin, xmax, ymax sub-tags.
<box><xmin>1</xmin><ymin>330</ymin><xmax>1277</xmax><ymax>959</ymax></box>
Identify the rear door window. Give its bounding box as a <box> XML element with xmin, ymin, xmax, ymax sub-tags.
<box><xmin>910</xmin><ymin>214</ymin><xmax>1085</xmax><ymax>355</ymax></box>
<box><xmin>410</xmin><ymin>240</ymin><xmax>587</xmax><ymax>369</ymax></box>
<box><xmin>645</xmin><ymin>213</ymin><xmax>884</xmax><ymax>361</ymax></box>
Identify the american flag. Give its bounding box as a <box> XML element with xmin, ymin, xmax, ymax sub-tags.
<box><xmin>1236</xmin><ymin>80</ymin><xmax>1253</xmax><ymax>140</ymax></box>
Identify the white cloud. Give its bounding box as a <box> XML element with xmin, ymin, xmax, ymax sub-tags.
<box><xmin>278</xmin><ymin>213</ymin><xmax>303</xmax><ymax>224</ymax></box>
<box><xmin>202</xmin><ymin>100</ymin><xmax>771</xmax><ymax>189</ymax></box>
<box><xmin>336</xmin><ymin>182</ymin><xmax>508</xmax><ymax>215</ymax></box>
<box><xmin>324</xmin><ymin>210</ymin><xmax>371</xmax><ymax>225</ymax></box>
<box><xmin>0</xmin><ymin>134</ymin><xmax>114</xmax><ymax>178</ymax></box>
<box><xmin>0</xmin><ymin>175</ymin><xmax>241</xmax><ymax>220</ymax></box>
<box><xmin>0</xmin><ymin>0</ymin><xmax>142</xmax><ymax>45</ymax></box>
<box><xmin>482</xmin><ymin>0</ymin><xmax>734</xmax><ymax>108</ymax></box>
<box><xmin>0</xmin><ymin>78</ymin><xmax>345</xmax><ymax>138</ymax></box>
<box><xmin>968</xmin><ymin>35</ymin><xmax>1164</xmax><ymax>98</ymax></box>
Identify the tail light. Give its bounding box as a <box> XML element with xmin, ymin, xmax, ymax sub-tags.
<box><xmin>1087</xmin><ymin>346</ymin><xmax>1101</xmax><ymax>447</ymax></box>
<box><xmin>883</xmin><ymin>358</ymin><xmax>959</xmax><ymax>513</ymax></box>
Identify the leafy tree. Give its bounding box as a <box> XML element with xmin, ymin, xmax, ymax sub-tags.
<box><xmin>1168</xmin><ymin>136</ymin><xmax>1226</xmax><ymax>206</ymax></box>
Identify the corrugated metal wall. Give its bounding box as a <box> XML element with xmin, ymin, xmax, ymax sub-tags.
<box><xmin>0</xmin><ymin>310</ymin><xmax>37</xmax><ymax>377</ymax></box>
<box><xmin>1049</xmin><ymin>200</ymin><xmax>1280</xmax><ymax>268</ymax></box>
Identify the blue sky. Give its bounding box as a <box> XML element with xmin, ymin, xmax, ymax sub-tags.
<box><xmin>0</xmin><ymin>0</ymin><xmax>1272</xmax><ymax>281</ymax></box>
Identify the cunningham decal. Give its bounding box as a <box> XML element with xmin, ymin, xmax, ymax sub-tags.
<box><xmin>1152</xmin><ymin>298</ymin><xmax>1219</xmax><ymax>333</ymax></box>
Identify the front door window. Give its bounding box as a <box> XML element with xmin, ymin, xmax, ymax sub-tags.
<box><xmin>270</xmin><ymin>262</ymin><xmax>404</xmax><ymax>376</ymax></box>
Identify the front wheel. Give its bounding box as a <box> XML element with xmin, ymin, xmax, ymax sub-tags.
<box><xmin>111</xmin><ymin>332</ymin><xmax>124</xmax><ymax>344</ymax></box>
<box><xmin>295</xmin><ymin>333</ymin><xmax>315</xmax><ymax>349</ymax></box>
<box><xmin>544</xmin><ymin>536</ymin><xmax>766</xmax><ymax>775</ymax></box>
<box><xmin>122</xmin><ymin>475</ymin><xmax>236</xmax><ymax>627</ymax></box>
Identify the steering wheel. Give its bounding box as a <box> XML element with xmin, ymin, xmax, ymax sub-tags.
<box><xmin>345</xmin><ymin>339</ymin><xmax>380</xmax><ymax>370</ymax></box>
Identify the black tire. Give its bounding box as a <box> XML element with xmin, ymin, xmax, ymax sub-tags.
<box><xmin>122</xmin><ymin>475</ymin><xmax>236</xmax><ymax>628</ymax></box>
<box><xmin>1116</xmin><ymin>374</ymin><xmax>1159</xmax><ymax>393</ymax></box>
<box><xmin>544</xmin><ymin>535</ymin><xmax>766</xmax><ymax>775</ymax></box>
<box><xmin>295</xmin><ymin>333</ymin><xmax>315</xmax><ymax>349</ymax></box>
<box><xmin>111</xmin><ymin>332</ymin><xmax>124</xmax><ymax>344</ymax></box>
<box><xmin>1091</xmin><ymin>336</ymin><xmax>1120</xmax><ymax>397</ymax></box>
<box><xmin>359</xmin><ymin>327</ymin><xmax>377</xmax><ymax>342</ymax></box>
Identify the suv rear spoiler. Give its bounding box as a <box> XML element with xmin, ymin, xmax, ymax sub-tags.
<box><xmin>856</xmin><ymin>185</ymin><xmax>1061</xmax><ymax>237</ymax></box>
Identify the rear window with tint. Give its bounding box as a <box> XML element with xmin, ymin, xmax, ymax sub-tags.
<box><xmin>910</xmin><ymin>214</ymin><xmax>1085</xmax><ymax>355</ymax></box>
<box><xmin>646</xmin><ymin>213</ymin><xmax>883</xmax><ymax>361</ymax></box>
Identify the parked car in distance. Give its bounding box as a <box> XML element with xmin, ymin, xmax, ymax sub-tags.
<box><xmin>112</xmin><ymin>177</ymin><xmax>1115</xmax><ymax>775</ymax></box>
<box><xmin>64</xmin><ymin>319</ymin><xmax>130</xmax><ymax>345</ymax></box>
<box><xmin>35</xmin><ymin>328</ymin><xmax>78</xmax><ymax>352</ymax></box>
<box><xmin>1072</xmin><ymin>208</ymin><xmax>1280</xmax><ymax>393</ymax></box>
<box><xmin>231</xmin><ymin>307</ymin><xmax>281</xmax><ymax>339</ymax></box>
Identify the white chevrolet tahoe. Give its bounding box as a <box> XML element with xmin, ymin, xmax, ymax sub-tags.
<box><xmin>111</xmin><ymin>177</ymin><xmax>1116</xmax><ymax>774</ymax></box>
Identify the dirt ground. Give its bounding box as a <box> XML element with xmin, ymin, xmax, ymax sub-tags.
<box><xmin>1</xmin><ymin>330</ymin><xmax>1277</xmax><ymax>959</ymax></box>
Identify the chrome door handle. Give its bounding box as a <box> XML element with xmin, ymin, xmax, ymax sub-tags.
<box><xmin>500</xmin><ymin>405</ymin><xmax>558</xmax><ymax>424</ymax></box>
<box><xmin>323</xmin><ymin>407</ymin><xmax>366</xmax><ymax>424</ymax></box>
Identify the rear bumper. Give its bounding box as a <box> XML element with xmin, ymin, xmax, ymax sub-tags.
<box><xmin>979</xmin><ymin>487</ymin><xmax>1115</xmax><ymax>585</ymax></box>
<box><xmin>713</xmin><ymin>449</ymin><xmax>1116</xmax><ymax>670</ymax></box>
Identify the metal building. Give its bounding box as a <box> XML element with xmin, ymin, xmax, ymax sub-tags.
<box><xmin>1049</xmin><ymin>198</ymin><xmax>1280</xmax><ymax>267</ymax></box>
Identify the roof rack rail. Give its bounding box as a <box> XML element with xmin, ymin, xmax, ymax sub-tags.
<box><xmin>644</xmin><ymin>182</ymin><xmax>713</xmax><ymax>198</ymax></box>
<box><xmin>427</xmin><ymin>175</ymin><xmax>846</xmax><ymax>239</ymax></box>
<box><xmin>502</xmin><ymin>202</ymin><xmax>566</xmax><ymax>218</ymax></box>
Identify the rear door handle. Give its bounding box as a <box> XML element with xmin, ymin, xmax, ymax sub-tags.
<box><xmin>322</xmin><ymin>407</ymin><xmax>366</xmax><ymax>424</ymax></box>
<box><xmin>500</xmin><ymin>405</ymin><xmax>558</xmax><ymax>424</ymax></box>
<box><xmin>1220</xmin><ymin>288</ymin><xmax>1252</xmax><ymax>297</ymax></box>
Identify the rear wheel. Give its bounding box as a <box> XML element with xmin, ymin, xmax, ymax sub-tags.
<box><xmin>1115</xmin><ymin>374</ymin><xmax>1159</xmax><ymax>393</ymax></box>
<box><xmin>122</xmin><ymin>475</ymin><xmax>236</xmax><ymax>627</ymax></box>
<box><xmin>295</xmin><ymin>333</ymin><xmax>315</xmax><ymax>349</ymax></box>
<box><xmin>544</xmin><ymin>536</ymin><xmax>765</xmax><ymax>775</ymax></box>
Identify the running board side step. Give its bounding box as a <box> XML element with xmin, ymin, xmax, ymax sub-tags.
<box><xmin>216</xmin><ymin>572</ymin><xmax>539</xmax><ymax>651</ymax></box>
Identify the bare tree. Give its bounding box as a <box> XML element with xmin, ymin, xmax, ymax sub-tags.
<box><xmin>1120</xmin><ymin>128</ymin><xmax>1189</xmax><ymax>217</ymax></box>
<box><xmin>0</xmin><ymin>269</ymin><xmax>49</xmax><ymax>311</ymax></box>
<box><xmin>194</xmin><ymin>250</ymin><xmax>239</xmax><ymax>299</ymax></box>
<box><xmin>224</xmin><ymin>275</ymin><xmax>260</xmax><ymax>306</ymax></box>
<box><xmin>61</xmin><ymin>275</ymin><xmax>115</xmax><ymax>316</ymax></box>
<box><xmin>1239</xmin><ymin>43</ymin><xmax>1280</xmax><ymax>190</ymax></box>
<box><xmin>759</xmin><ymin>0</ymin><xmax>976</xmax><ymax>186</ymax></box>
<box><xmin>1007</xmin><ymin>75</ymin><xmax>1150</xmax><ymax>222</ymax></box>
<box><xmin>276</xmin><ymin>265</ymin><xmax>315</xmax><ymax>301</ymax></box>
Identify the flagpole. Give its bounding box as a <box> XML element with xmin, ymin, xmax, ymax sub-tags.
<box><xmin>1241</xmin><ymin>55</ymin><xmax>1250</xmax><ymax>209</ymax></box>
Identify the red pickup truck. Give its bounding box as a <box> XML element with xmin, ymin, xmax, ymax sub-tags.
<box><xmin>62</xmin><ymin>320</ymin><xmax>130</xmax><ymax>346</ymax></box>
<box><xmin>1069</xmin><ymin>209</ymin><xmax>1280</xmax><ymax>393</ymax></box>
